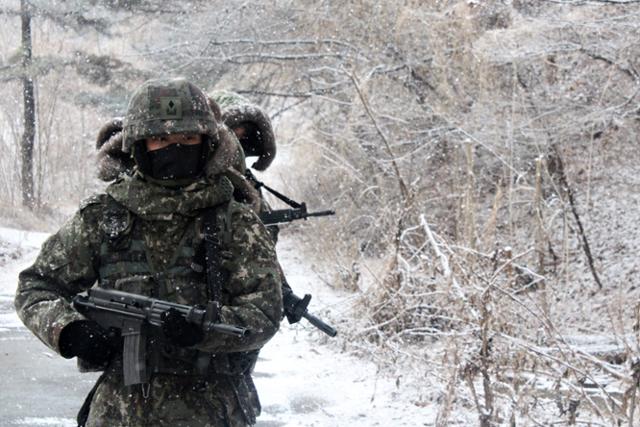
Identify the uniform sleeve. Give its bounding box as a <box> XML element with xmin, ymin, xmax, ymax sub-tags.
<box><xmin>196</xmin><ymin>202</ymin><xmax>283</xmax><ymax>353</ymax></box>
<box><xmin>14</xmin><ymin>203</ymin><xmax>102</xmax><ymax>355</ymax></box>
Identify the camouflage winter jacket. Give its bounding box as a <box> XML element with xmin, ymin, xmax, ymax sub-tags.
<box><xmin>14</xmin><ymin>173</ymin><xmax>283</xmax><ymax>426</ymax></box>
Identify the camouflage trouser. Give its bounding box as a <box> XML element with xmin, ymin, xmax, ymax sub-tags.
<box><xmin>86</xmin><ymin>369</ymin><xmax>250</xmax><ymax>427</ymax></box>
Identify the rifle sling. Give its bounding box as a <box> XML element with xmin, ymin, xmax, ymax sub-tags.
<box><xmin>245</xmin><ymin>169</ymin><xmax>303</xmax><ymax>209</ymax></box>
<box><xmin>77</xmin><ymin>371</ymin><xmax>107</xmax><ymax>427</ymax></box>
<box><xmin>203</xmin><ymin>207</ymin><xmax>224</xmax><ymax>319</ymax></box>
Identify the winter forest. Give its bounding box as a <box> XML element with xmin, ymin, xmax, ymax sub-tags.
<box><xmin>1</xmin><ymin>0</ymin><xmax>640</xmax><ymax>426</ymax></box>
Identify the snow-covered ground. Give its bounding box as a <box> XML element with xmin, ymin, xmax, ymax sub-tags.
<box><xmin>0</xmin><ymin>227</ymin><xmax>48</xmax><ymax>334</ymax></box>
<box><xmin>0</xmin><ymin>226</ymin><xmax>430</xmax><ymax>426</ymax></box>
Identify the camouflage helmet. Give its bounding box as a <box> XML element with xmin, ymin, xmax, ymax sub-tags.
<box><xmin>122</xmin><ymin>78</ymin><xmax>218</xmax><ymax>153</ymax></box>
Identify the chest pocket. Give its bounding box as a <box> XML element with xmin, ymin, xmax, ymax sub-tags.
<box><xmin>97</xmin><ymin>201</ymin><xmax>156</xmax><ymax>292</ymax></box>
<box><xmin>99</xmin><ymin>239</ymin><xmax>151</xmax><ymax>285</ymax></box>
<box><xmin>97</xmin><ymin>205</ymin><xmax>209</xmax><ymax>305</ymax></box>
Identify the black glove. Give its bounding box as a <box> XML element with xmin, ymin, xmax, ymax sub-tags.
<box><xmin>283</xmin><ymin>291</ymin><xmax>310</xmax><ymax>324</ymax></box>
<box><xmin>59</xmin><ymin>320</ymin><xmax>119</xmax><ymax>366</ymax></box>
<box><xmin>161</xmin><ymin>308</ymin><xmax>204</xmax><ymax>347</ymax></box>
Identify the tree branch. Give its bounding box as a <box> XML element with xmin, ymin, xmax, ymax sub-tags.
<box><xmin>348</xmin><ymin>71</ymin><xmax>411</xmax><ymax>203</ymax></box>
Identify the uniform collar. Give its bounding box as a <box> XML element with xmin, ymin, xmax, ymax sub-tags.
<box><xmin>106</xmin><ymin>173</ymin><xmax>234</xmax><ymax>220</ymax></box>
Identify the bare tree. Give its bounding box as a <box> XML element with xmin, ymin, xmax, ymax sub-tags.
<box><xmin>19</xmin><ymin>0</ymin><xmax>34</xmax><ymax>209</ymax></box>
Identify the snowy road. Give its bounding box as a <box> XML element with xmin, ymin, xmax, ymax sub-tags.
<box><xmin>0</xmin><ymin>229</ymin><xmax>95</xmax><ymax>427</ymax></box>
<box><xmin>0</xmin><ymin>227</ymin><xmax>429</xmax><ymax>426</ymax></box>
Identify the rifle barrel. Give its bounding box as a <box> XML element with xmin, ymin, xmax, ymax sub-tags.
<box><xmin>302</xmin><ymin>311</ymin><xmax>338</xmax><ymax>337</ymax></box>
<box><xmin>204</xmin><ymin>322</ymin><xmax>250</xmax><ymax>338</ymax></box>
<box><xmin>306</xmin><ymin>210</ymin><xmax>335</xmax><ymax>218</ymax></box>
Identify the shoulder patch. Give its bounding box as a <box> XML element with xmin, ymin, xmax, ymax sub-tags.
<box><xmin>99</xmin><ymin>195</ymin><xmax>133</xmax><ymax>241</ymax></box>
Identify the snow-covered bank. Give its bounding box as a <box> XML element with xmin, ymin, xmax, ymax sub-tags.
<box><xmin>0</xmin><ymin>227</ymin><xmax>49</xmax><ymax>331</ymax></box>
<box><xmin>257</xmin><ymin>239</ymin><xmax>432</xmax><ymax>426</ymax></box>
<box><xmin>0</xmin><ymin>226</ymin><xmax>49</xmax><ymax>250</ymax></box>
<box><xmin>256</xmin><ymin>325</ymin><xmax>432</xmax><ymax>426</ymax></box>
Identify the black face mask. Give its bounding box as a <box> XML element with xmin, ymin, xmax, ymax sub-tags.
<box><xmin>146</xmin><ymin>143</ymin><xmax>205</xmax><ymax>181</ymax></box>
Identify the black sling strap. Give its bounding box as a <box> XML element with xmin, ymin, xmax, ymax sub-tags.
<box><xmin>76</xmin><ymin>371</ymin><xmax>107</xmax><ymax>427</ymax></box>
<box><xmin>194</xmin><ymin>206</ymin><xmax>230</xmax><ymax>377</ymax></box>
<box><xmin>203</xmin><ymin>206</ymin><xmax>226</xmax><ymax>320</ymax></box>
<box><xmin>244</xmin><ymin>169</ymin><xmax>304</xmax><ymax>209</ymax></box>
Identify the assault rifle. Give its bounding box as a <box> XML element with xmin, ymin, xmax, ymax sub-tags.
<box><xmin>244</xmin><ymin>170</ymin><xmax>337</xmax><ymax>336</ymax></box>
<box><xmin>72</xmin><ymin>287</ymin><xmax>249</xmax><ymax>386</ymax></box>
<box><xmin>260</xmin><ymin>203</ymin><xmax>335</xmax><ymax>226</ymax></box>
<box><xmin>245</xmin><ymin>169</ymin><xmax>335</xmax><ymax>226</ymax></box>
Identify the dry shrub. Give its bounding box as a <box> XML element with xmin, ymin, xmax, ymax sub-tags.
<box><xmin>278</xmin><ymin>1</ymin><xmax>640</xmax><ymax>423</ymax></box>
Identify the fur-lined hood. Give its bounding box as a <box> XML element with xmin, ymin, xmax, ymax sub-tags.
<box><xmin>96</xmin><ymin>117</ymin><xmax>134</xmax><ymax>182</ymax></box>
<box><xmin>209</xmin><ymin>91</ymin><xmax>276</xmax><ymax>171</ymax></box>
<box><xmin>95</xmin><ymin>115</ymin><xmax>261</xmax><ymax>213</ymax></box>
<box><xmin>205</xmin><ymin>125</ymin><xmax>261</xmax><ymax>214</ymax></box>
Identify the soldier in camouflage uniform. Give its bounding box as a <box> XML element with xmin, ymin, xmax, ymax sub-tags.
<box><xmin>14</xmin><ymin>78</ymin><xmax>283</xmax><ymax>427</ymax></box>
<box><xmin>95</xmin><ymin>89</ymin><xmax>311</xmax><ymax>331</ymax></box>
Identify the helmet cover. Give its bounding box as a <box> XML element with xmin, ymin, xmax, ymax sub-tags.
<box><xmin>122</xmin><ymin>78</ymin><xmax>218</xmax><ymax>153</ymax></box>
